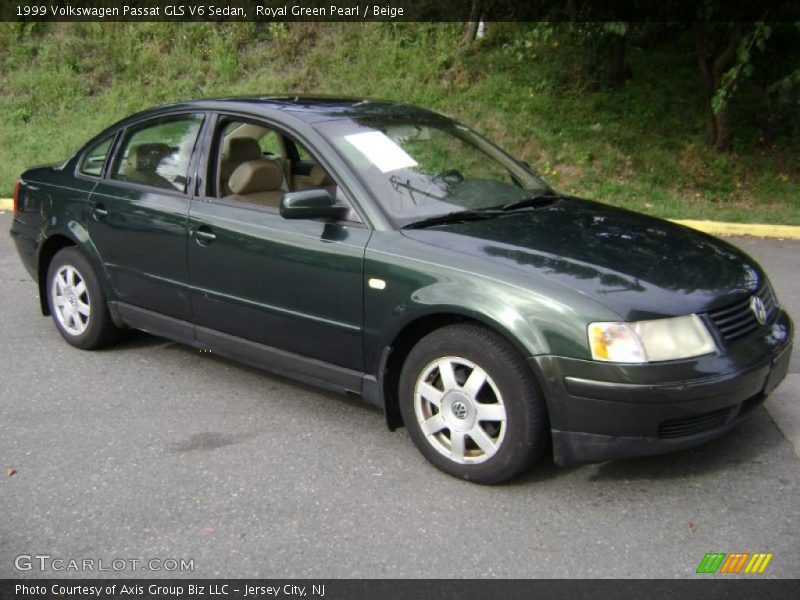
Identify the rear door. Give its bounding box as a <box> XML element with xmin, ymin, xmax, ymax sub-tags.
<box><xmin>86</xmin><ymin>113</ymin><xmax>205</xmax><ymax>321</ymax></box>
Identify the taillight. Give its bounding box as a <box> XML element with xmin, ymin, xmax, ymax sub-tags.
<box><xmin>12</xmin><ymin>179</ymin><xmax>21</xmax><ymax>215</ymax></box>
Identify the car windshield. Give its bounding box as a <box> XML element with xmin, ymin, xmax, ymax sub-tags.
<box><xmin>314</xmin><ymin>116</ymin><xmax>550</xmax><ymax>227</ymax></box>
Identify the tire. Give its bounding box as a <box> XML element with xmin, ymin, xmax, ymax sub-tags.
<box><xmin>399</xmin><ymin>323</ymin><xmax>547</xmax><ymax>484</ymax></box>
<box><xmin>46</xmin><ymin>247</ymin><xmax>120</xmax><ymax>350</ymax></box>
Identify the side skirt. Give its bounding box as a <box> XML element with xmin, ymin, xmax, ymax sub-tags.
<box><xmin>111</xmin><ymin>301</ymin><xmax>370</xmax><ymax>399</ymax></box>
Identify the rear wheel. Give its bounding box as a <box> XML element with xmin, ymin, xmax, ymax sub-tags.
<box><xmin>399</xmin><ymin>323</ymin><xmax>547</xmax><ymax>484</ymax></box>
<box><xmin>46</xmin><ymin>247</ymin><xmax>120</xmax><ymax>349</ymax></box>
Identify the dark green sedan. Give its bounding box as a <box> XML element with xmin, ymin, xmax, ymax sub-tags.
<box><xmin>10</xmin><ymin>97</ymin><xmax>793</xmax><ymax>483</ymax></box>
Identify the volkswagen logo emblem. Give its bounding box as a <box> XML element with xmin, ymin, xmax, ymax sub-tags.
<box><xmin>750</xmin><ymin>296</ymin><xmax>767</xmax><ymax>326</ymax></box>
<box><xmin>451</xmin><ymin>401</ymin><xmax>468</xmax><ymax>420</ymax></box>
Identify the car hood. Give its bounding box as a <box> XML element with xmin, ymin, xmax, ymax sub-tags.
<box><xmin>401</xmin><ymin>197</ymin><xmax>763</xmax><ymax>320</ymax></box>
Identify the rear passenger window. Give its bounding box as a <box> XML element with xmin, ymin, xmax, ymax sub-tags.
<box><xmin>79</xmin><ymin>135</ymin><xmax>113</xmax><ymax>177</ymax></box>
<box><xmin>110</xmin><ymin>115</ymin><xmax>204</xmax><ymax>193</ymax></box>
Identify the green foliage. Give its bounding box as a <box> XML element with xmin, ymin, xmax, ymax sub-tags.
<box><xmin>0</xmin><ymin>23</ymin><xmax>797</xmax><ymax>224</ymax></box>
<box><xmin>712</xmin><ymin>23</ymin><xmax>771</xmax><ymax>114</ymax></box>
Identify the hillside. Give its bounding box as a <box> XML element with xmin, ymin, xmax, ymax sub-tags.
<box><xmin>1</xmin><ymin>22</ymin><xmax>798</xmax><ymax>223</ymax></box>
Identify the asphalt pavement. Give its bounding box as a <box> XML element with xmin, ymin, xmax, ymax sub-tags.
<box><xmin>0</xmin><ymin>211</ymin><xmax>797</xmax><ymax>579</ymax></box>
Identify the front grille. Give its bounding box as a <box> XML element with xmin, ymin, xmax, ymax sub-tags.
<box><xmin>707</xmin><ymin>283</ymin><xmax>777</xmax><ymax>341</ymax></box>
<box><xmin>657</xmin><ymin>406</ymin><xmax>735</xmax><ymax>439</ymax></box>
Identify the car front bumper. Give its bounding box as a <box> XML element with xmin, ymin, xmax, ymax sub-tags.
<box><xmin>531</xmin><ymin>309</ymin><xmax>793</xmax><ymax>466</ymax></box>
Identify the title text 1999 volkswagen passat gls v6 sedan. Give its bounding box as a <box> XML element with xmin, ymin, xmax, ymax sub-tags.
<box><xmin>10</xmin><ymin>97</ymin><xmax>793</xmax><ymax>483</ymax></box>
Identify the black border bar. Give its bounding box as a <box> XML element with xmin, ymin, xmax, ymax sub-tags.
<box><xmin>2</xmin><ymin>579</ymin><xmax>800</xmax><ymax>600</ymax></box>
<box><xmin>3</xmin><ymin>0</ymin><xmax>800</xmax><ymax>22</ymax></box>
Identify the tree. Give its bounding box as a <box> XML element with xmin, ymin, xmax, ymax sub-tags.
<box><xmin>464</xmin><ymin>0</ymin><xmax>483</xmax><ymax>45</ymax></box>
<box><xmin>692</xmin><ymin>22</ymin><xmax>744</xmax><ymax>150</ymax></box>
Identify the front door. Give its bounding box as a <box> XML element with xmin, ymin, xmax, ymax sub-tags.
<box><xmin>187</xmin><ymin>116</ymin><xmax>370</xmax><ymax>372</ymax></box>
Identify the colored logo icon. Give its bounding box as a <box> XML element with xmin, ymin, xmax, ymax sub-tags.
<box><xmin>696</xmin><ymin>552</ymin><xmax>773</xmax><ymax>574</ymax></box>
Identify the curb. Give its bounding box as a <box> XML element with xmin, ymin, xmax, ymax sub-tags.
<box><xmin>1</xmin><ymin>197</ymin><xmax>799</xmax><ymax>238</ymax></box>
<box><xmin>670</xmin><ymin>219</ymin><xmax>800</xmax><ymax>240</ymax></box>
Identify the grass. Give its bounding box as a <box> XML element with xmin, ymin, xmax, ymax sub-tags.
<box><xmin>1</xmin><ymin>22</ymin><xmax>798</xmax><ymax>224</ymax></box>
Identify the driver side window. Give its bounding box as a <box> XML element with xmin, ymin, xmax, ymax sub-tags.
<box><xmin>258</xmin><ymin>131</ymin><xmax>283</xmax><ymax>156</ymax></box>
<box><xmin>214</xmin><ymin>121</ymin><xmax>290</xmax><ymax>207</ymax></box>
<box><xmin>211</xmin><ymin>117</ymin><xmax>361</xmax><ymax>223</ymax></box>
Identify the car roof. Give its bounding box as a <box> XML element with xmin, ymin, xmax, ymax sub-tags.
<box><xmin>123</xmin><ymin>96</ymin><xmax>442</xmax><ymax>126</ymax></box>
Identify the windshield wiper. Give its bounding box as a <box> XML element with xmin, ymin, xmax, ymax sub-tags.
<box><xmin>402</xmin><ymin>209</ymin><xmax>503</xmax><ymax>230</ymax></box>
<box><xmin>389</xmin><ymin>175</ymin><xmax>446</xmax><ymax>205</ymax></box>
<box><xmin>498</xmin><ymin>194</ymin><xmax>565</xmax><ymax>212</ymax></box>
<box><xmin>402</xmin><ymin>194</ymin><xmax>567</xmax><ymax>230</ymax></box>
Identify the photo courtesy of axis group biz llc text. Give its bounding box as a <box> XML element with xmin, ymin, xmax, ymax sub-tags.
<box><xmin>15</xmin><ymin>583</ymin><xmax>326</xmax><ymax>596</ymax></box>
<box><xmin>1</xmin><ymin>0</ymin><xmax>799</xmax><ymax>598</ymax></box>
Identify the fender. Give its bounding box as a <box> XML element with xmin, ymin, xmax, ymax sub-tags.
<box><xmin>37</xmin><ymin>210</ymin><xmax>119</xmax><ymax>324</ymax></box>
<box><xmin>367</xmin><ymin>277</ymin><xmax>595</xmax><ymax>378</ymax></box>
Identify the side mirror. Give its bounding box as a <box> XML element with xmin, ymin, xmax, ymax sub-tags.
<box><xmin>518</xmin><ymin>159</ymin><xmax>532</xmax><ymax>171</ymax></box>
<box><xmin>280</xmin><ymin>189</ymin><xmax>349</xmax><ymax>221</ymax></box>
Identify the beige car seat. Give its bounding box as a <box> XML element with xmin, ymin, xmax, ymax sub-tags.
<box><xmin>225</xmin><ymin>160</ymin><xmax>285</xmax><ymax>208</ymax></box>
<box><xmin>219</xmin><ymin>137</ymin><xmax>264</xmax><ymax>195</ymax></box>
<box><xmin>296</xmin><ymin>164</ymin><xmax>336</xmax><ymax>198</ymax></box>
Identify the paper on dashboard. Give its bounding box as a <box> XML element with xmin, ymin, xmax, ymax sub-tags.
<box><xmin>344</xmin><ymin>131</ymin><xmax>419</xmax><ymax>173</ymax></box>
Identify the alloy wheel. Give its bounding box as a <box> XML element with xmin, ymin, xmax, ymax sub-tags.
<box><xmin>51</xmin><ymin>264</ymin><xmax>91</xmax><ymax>336</ymax></box>
<box><xmin>413</xmin><ymin>356</ymin><xmax>507</xmax><ymax>464</ymax></box>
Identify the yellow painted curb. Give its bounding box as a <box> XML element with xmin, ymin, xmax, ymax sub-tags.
<box><xmin>670</xmin><ymin>219</ymin><xmax>800</xmax><ymax>240</ymax></box>
<box><xmin>0</xmin><ymin>196</ymin><xmax>796</xmax><ymax>238</ymax></box>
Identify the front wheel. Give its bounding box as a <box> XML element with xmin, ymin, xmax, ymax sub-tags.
<box><xmin>399</xmin><ymin>324</ymin><xmax>547</xmax><ymax>484</ymax></box>
<box><xmin>46</xmin><ymin>247</ymin><xmax>120</xmax><ymax>349</ymax></box>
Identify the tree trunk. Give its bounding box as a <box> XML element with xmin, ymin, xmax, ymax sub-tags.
<box><xmin>610</xmin><ymin>34</ymin><xmax>626</xmax><ymax>89</ymax></box>
<box><xmin>714</xmin><ymin>105</ymin><xmax>732</xmax><ymax>150</ymax></box>
<box><xmin>693</xmin><ymin>22</ymin><xmax>742</xmax><ymax>151</ymax></box>
<box><xmin>463</xmin><ymin>0</ymin><xmax>482</xmax><ymax>45</ymax></box>
<box><xmin>566</xmin><ymin>0</ymin><xmax>577</xmax><ymax>21</ymax></box>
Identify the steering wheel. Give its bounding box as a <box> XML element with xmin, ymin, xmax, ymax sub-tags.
<box><xmin>433</xmin><ymin>169</ymin><xmax>464</xmax><ymax>186</ymax></box>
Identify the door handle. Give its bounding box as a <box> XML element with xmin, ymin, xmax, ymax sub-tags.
<box><xmin>194</xmin><ymin>225</ymin><xmax>216</xmax><ymax>245</ymax></box>
<box><xmin>92</xmin><ymin>203</ymin><xmax>109</xmax><ymax>220</ymax></box>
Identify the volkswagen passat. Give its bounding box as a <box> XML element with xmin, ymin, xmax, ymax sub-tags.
<box><xmin>10</xmin><ymin>97</ymin><xmax>793</xmax><ymax>483</ymax></box>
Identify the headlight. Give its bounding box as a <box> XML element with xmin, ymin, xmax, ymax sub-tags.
<box><xmin>588</xmin><ymin>315</ymin><xmax>716</xmax><ymax>363</ymax></box>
